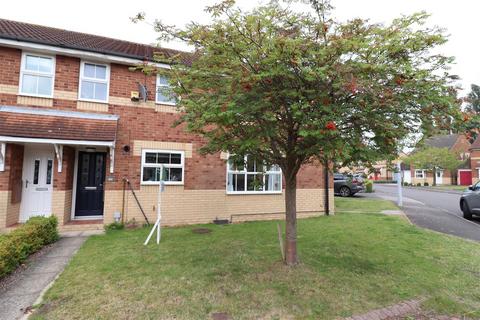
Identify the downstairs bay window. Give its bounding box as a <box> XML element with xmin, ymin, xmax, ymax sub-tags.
<box><xmin>141</xmin><ymin>150</ymin><xmax>184</xmax><ymax>185</ymax></box>
<box><xmin>227</xmin><ymin>156</ymin><xmax>282</xmax><ymax>194</ymax></box>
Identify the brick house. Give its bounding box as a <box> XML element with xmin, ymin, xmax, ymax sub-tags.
<box><xmin>469</xmin><ymin>137</ymin><xmax>480</xmax><ymax>184</ymax></box>
<box><xmin>0</xmin><ymin>19</ymin><xmax>333</xmax><ymax>232</ymax></box>
<box><xmin>409</xmin><ymin>134</ymin><xmax>471</xmax><ymax>186</ymax></box>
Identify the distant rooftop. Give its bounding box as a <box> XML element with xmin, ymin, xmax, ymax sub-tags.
<box><xmin>424</xmin><ymin>134</ymin><xmax>461</xmax><ymax>150</ymax></box>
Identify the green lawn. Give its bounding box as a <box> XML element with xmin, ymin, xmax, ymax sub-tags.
<box><xmin>335</xmin><ymin>196</ymin><xmax>399</xmax><ymax>213</ymax></box>
<box><xmin>33</xmin><ymin>199</ymin><xmax>480</xmax><ymax>319</ymax></box>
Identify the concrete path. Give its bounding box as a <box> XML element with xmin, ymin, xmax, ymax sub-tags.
<box><xmin>0</xmin><ymin>235</ymin><xmax>90</xmax><ymax>320</ymax></box>
<box><xmin>370</xmin><ymin>185</ymin><xmax>480</xmax><ymax>242</ymax></box>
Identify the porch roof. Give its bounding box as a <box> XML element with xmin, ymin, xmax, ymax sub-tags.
<box><xmin>0</xmin><ymin>106</ymin><xmax>118</xmax><ymax>143</ymax></box>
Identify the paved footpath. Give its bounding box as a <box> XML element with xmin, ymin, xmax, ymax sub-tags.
<box><xmin>0</xmin><ymin>232</ymin><xmax>99</xmax><ymax>320</ymax></box>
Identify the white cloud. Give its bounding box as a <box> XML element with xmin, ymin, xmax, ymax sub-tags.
<box><xmin>2</xmin><ymin>0</ymin><xmax>477</xmax><ymax>95</ymax></box>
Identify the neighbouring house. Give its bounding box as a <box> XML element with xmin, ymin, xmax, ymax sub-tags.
<box><xmin>408</xmin><ymin>134</ymin><xmax>471</xmax><ymax>186</ymax></box>
<box><xmin>0</xmin><ymin>19</ymin><xmax>333</xmax><ymax>233</ymax></box>
<box><xmin>469</xmin><ymin>137</ymin><xmax>480</xmax><ymax>184</ymax></box>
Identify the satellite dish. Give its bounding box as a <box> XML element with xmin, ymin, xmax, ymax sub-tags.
<box><xmin>137</xmin><ymin>82</ymin><xmax>148</xmax><ymax>102</ymax></box>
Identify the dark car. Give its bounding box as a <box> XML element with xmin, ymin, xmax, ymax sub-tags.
<box><xmin>334</xmin><ymin>173</ymin><xmax>364</xmax><ymax>197</ymax></box>
<box><xmin>459</xmin><ymin>182</ymin><xmax>480</xmax><ymax>220</ymax></box>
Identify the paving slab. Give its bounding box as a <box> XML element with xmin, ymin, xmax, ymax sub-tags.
<box><xmin>0</xmin><ymin>236</ymin><xmax>87</xmax><ymax>320</ymax></box>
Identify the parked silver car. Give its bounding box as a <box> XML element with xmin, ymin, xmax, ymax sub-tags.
<box><xmin>459</xmin><ymin>182</ymin><xmax>480</xmax><ymax>220</ymax></box>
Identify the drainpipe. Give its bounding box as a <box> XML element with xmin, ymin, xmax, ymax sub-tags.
<box><xmin>324</xmin><ymin>158</ymin><xmax>330</xmax><ymax>216</ymax></box>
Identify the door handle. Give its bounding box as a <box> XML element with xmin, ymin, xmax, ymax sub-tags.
<box><xmin>25</xmin><ymin>180</ymin><xmax>29</xmax><ymax>188</ymax></box>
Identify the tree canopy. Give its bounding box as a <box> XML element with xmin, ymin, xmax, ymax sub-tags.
<box><xmin>136</xmin><ymin>0</ymin><xmax>459</xmax><ymax>264</ymax></box>
<box><xmin>459</xmin><ymin>84</ymin><xmax>480</xmax><ymax>143</ymax></box>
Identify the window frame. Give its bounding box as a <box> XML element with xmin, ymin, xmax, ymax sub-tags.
<box><xmin>19</xmin><ymin>52</ymin><xmax>56</xmax><ymax>98</ymax></box>
<box><xmin>78</xmin><ymin>61</ymin><xmax>110</xmax><ymax>103</ymax></box>
<box><xmin>226</xmin><ymin>155</ymin><xmax>282</xmax><ymax>195</ymax></box>
<box><xmin>414</xmin><ymin>169</ymin><xmax>425</xmax><ymax>179</ymax></box>
<box><xmin>155</xmin><ymin>74</ymin><xmax>176</xmax><ymax>106</ymax></box>
<box><xmin>140</xmin><ymin>149</ymin><xmax>185</xmax><ymax>185</ymax></box>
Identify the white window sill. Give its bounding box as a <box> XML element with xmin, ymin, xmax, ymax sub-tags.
<box><xmin>155</xmin><ymin>101</ymin><xmax>177</xmax><ymax>106</ymax></box>
<box><xmin>78</xmin><ymin>98</ymin><xmax>109</xmax><ymax>104</ymax></box>
<box><xmin>18</xmin><ymin>93</ymin><xmax>54</xmax><ymax>99</ymax></box>
<box><xmin>141</xmin><ymin>181</ymin><xmax>184</xmax><ymax>186</ymax></box>
<box><xmin>226</xmin><ymin>191</ymin><xmax>283</xmax><ymax>195</ymax></box>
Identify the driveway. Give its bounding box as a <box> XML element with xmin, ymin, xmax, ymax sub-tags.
<box><xmin>371</xmin><ymin>184</ymin><xmax>480</xmax><ymax>242</ymax></box>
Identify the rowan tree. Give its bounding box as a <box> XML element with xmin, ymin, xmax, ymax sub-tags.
<box><xmin>136</xmin><ymin>0</ymin><xmax>459</xmax><ymax>265</ymax></box>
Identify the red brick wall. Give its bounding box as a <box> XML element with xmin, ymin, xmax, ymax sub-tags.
<box><xmin>0</xmin><ymin>143</ymin><xmax>24</xmax><ymax>192</ymax></box>
<box><xmin>452</xmin><ymin>135</ymin><xmax>471</xmax><ymax>155</ymax></box>
<box><xmin>0</xmin><ymin>46</ymin><xmax>328</xmax><ymax>193</ymax></box>
<box><xmin>470</xmin><ymin>149</ymin><xmax>480</xmax><ymax>180</ymax></box>
<box><xmin>109</xmin><ymin>63</ymin><xmax>156</xmax><ymax>99</ymax></box>
<box><xmin>54</xmin><ymin>55</ymin><xmax>80</xmax><ymax>92</ymax></box>
<box><xmin>0</xmin><ymin>47</ymin><xmax>21</xmax><ymax>86</ymax></box>
<box><xmin>53</xmin><ymin>146</ymin><xmax>75</xmax><ymax>191</ymax></box>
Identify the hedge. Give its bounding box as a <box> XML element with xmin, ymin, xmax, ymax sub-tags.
<box><xmin>0</xmin><ymin>216</ymin><xmax>59</xmax><ymax>278</ymax></box>
<box><xmin>372</xmin><ymin>180</ymin><xmax>397</xmax><ymax>184</ymax></box>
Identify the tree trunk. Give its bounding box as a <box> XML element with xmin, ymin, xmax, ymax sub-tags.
<box><xmin>284</xmin><ymin>173</ymin><xmax>298</xmax><ymax>265</ymax></box>
<box><xmin>432</xmin><ymin>167</ymin><xmax>437</xmax><ymax>186</ymax></box>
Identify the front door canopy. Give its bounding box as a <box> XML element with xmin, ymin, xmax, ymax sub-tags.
<box><xmin>0</xmin><ymin>105</ymin><xmax>118</xmax><ymax>173</ymax></box>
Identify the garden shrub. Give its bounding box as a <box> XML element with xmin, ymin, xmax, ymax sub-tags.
<box><xmin>403</xmin><ymin>182</ymin><xmax>409</xmax><ymax>186</ymax></box>
<box><xmin>372</xmin><ymin>180</ymin><xmax>397</xmax><ymax>184</ymax></box>
<box><xmin>104</xmin><ymin>222</ymin><xmax>124</xmax><ymax>231</ymax></box>
<box><xmin>0</xmin><ymin>216</ymin><xmax>58</xmax><ymax>278</ymax></box>
<box><xmin>424</xmin><ymin>182</ymin><xmax>429</xmax><ymax>186</ymax></box>
<box><xmin>416</xmin><ymin>183</ymin><xmax>422</xmax><ymax>186</ymax></box>
<box><xmin>365</xmin><ymin>180</ymin><xmax>373</xmax><ymax>193</ymax></box>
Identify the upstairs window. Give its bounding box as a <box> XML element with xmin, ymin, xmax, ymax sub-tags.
<box><xmin>227</xmin><ymin>155</ymin><xmax>282</xmax><ymax>194</ymax></box>
<box><xmin>141</xmin><ymin>150</ymin><xmax>184</xmax><ymax>185</ymax></box>
<box><xmin>19</xmin><ymin>53</ymin><xmax>55</xmax><ymax>98</ymax></box>
<box><xmin>156</xmin><ymin>75</ymin><xmax>176</xmax><ymax>105</ymax></box>
<box><xmin>79</xmin><ymin>62</ymin><xmax>109</xmax><ymax>102</ymax></box>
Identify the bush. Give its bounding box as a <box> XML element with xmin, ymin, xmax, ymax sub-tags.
<box><xmin>403</xmin><ymin>182</ymin><xmax>409</xmax><ymax>186</ymax></box>
<box><xmin>424</xmin><ymin>182</ymin><xmax>429</xmax><ymax>186</ymax></box>
<box><xmin>365</xmin><ymin>180</ymin><xmax>373</xmax><ymax>193</ymax></box>
<box><xmin>104</xmin><ymin>222</ymin><xmax>124</xmax><ymax>231</ymax></box>
<box><xmin>416</xmin><ymin>183</ymin><xmax>422</xmax><ymax>187</ymax></box>
<box><xmin>0</xmin><ymin>216</ymin><xmax>58</xmax><ymax>278</ymax></box>
<box><xmin>372</xmin><ymin>180</ymin><xmax>397</xmax><ymax>184</ymax></box>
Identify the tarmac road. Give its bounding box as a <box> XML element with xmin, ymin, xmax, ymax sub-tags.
<box><xmin>371</xmin><ymin>184</ymin><xmax>480</xmax><ymax>242</ymax></box>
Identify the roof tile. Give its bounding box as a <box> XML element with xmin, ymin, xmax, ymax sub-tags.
<box><xmin>0</xmin><ymin>18</ymin><xmax>193</xmax><ymax>65</ymax></box>
<box><xmin>0</xmin><ymin>111</ymin><xmax>117</xmax><ymax>141</ymax></box>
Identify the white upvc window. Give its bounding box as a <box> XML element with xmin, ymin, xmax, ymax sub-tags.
<box><xmin>19</xmin><ymin>52</ymin><xmax>55</xmax><ymax>98</ymax></box>
<box><xmin>79</xmin><ymin>61</ymin><xmax>110</xmax><ymax>103</ymax></box>
<box><xmin>227</xmin><ymin>155</ymin><xmax>282</xmax><ymax>194</ymax></box>
<box><xmin>141</xmin><ymin>149</ymin><xmax>184</xmax><ymax>185</ymax></box>
<box><xmin>415</xmin><ymin>169</ymin><xmax>425</xmax><ymax>179</ymax></box>
<box><xmin>155</xmin><ymin>75</ymin><xmax>176</xmax><ymax>105</ymax></box>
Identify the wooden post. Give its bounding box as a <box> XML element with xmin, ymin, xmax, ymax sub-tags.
<box><xmin>277</xmin><ymin>222</ymin><xmax>285</xmax><ymax>261</ymax></box>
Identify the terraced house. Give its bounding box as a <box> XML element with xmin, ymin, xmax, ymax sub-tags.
<box><xmin>0</xmin><ymin>19</ymin><xmax>333</xmax><ymax>232</ymax></box>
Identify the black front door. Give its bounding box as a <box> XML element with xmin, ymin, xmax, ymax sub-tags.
<box><xmin>75</xmin><ymin>152</ymin><xmax>106</xmax><ymax>217</ymax></box>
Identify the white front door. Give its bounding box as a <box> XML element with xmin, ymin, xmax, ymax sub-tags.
<box><xmin>19</xmin><ymin>146</ymin><xmax>54</xmax><ymax>222</ymax></box>
<box><xmin>403</xmin><ymin>170</ymin><xmax>412</xmax><ymax>184</ymax></box>
<box><xmin>436</xmin><ymin>170</ymin><xmax>443</xmax><ymax>185</ymax></box>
